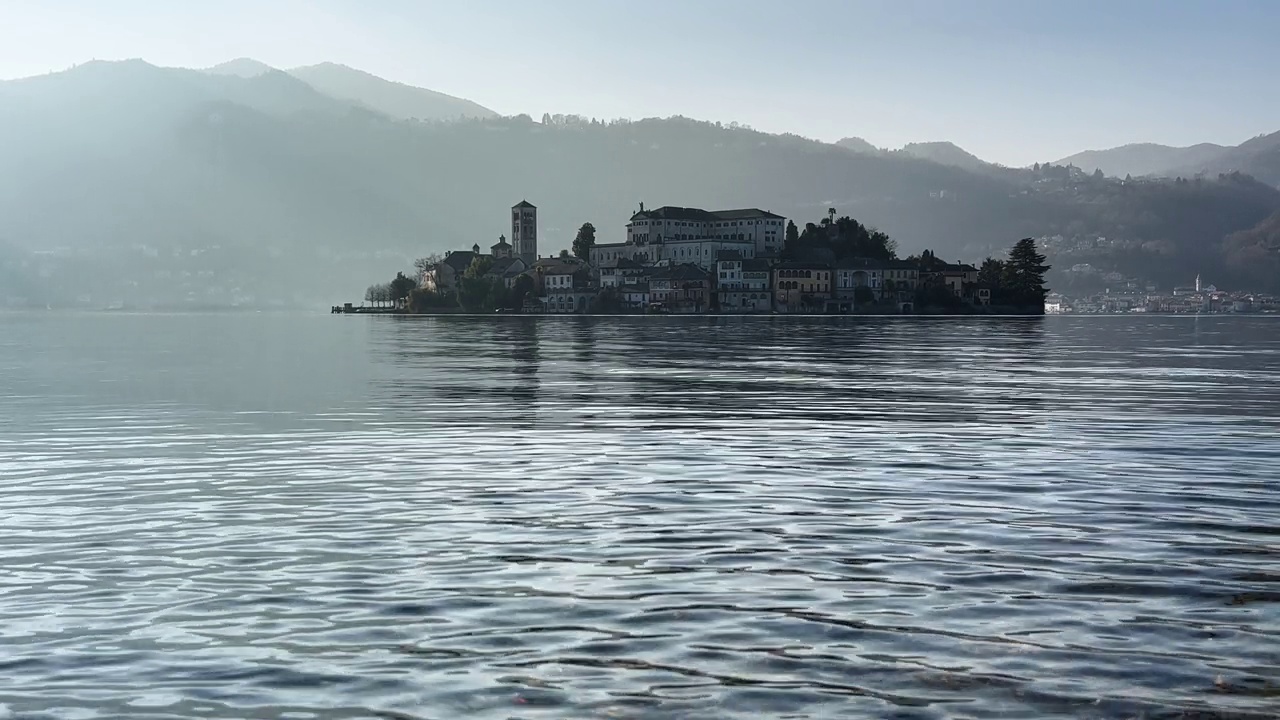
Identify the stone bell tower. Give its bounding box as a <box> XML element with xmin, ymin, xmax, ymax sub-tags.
<box><xmin>511</xmin><ymin>200</ymin><xmax>538</xmax><ymax>265</ymax></box>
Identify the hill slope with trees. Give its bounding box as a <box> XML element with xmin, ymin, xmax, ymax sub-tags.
<box><xmin>1</xmin><ymin>61</ymin><xmax>1278</xmax><ymax>307</ymax></box>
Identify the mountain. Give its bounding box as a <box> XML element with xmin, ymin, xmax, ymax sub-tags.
<box><xmin>896</xmin><ymin>141</ymin><xmax>994</xmax><ymax>173</ymax></box>
<box><xmin>205</xmin><ymin>58</ymin><xmax>277</xmax><ymax>78</ymax></box>
<box><xmin>1223</xmin><ymin>209</ymin><xmax>1280</xmax><ymax>288</ymax></box>
<box><xmin>287</xmin><ymin>63</ymin><xmax>496</xmax><ymax>121</ymax></box>
<box><xmin>2</xmin><ymin>60</ymin><xmax>1278</xmax><ymax>307</ymax></box>
<box><xmin>835</xmin><ymin>136</ymin><xmax>880</xmax><ymax>154</ymax></box>
<box><xmin>1057</xmin><ymin>131</ymin><xmax>1280</xmax><ymax>187</ymax></box>
<box><xmin>1056</xmin><ymin>142</ymin><xmax>1229</xmax><ymax>178</ymax></box>
<box><xmin>1177</xmin><ymin>130</ymin><xmax>1280</xmax><ymax>188</ymax></box>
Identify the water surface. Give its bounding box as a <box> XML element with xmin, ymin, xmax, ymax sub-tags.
<box><xmin>1</xmin><ymin>314</ymin><xmax>1278</xmax><ymax>719</ymax></box>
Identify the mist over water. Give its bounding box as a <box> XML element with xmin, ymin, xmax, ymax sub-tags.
<box><xmin>2</xmin><ymin>314</ymin><xmax>1278</xmax><ymax>719</ymax></box>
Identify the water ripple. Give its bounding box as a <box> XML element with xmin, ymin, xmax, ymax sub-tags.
<box><xmin>1</xmin><ymin>313</ymin><xmax>1278</xmax><ymax>718</ymax></box>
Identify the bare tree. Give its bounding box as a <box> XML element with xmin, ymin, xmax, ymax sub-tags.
<box><xmin>413</xmin><ymin>253</ymin><xmax>442</xmax><ymax>289</ymax></box>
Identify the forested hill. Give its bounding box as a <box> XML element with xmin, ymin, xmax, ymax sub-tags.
<box><xmin>1</xmin><ymin>60</ymin><xmax>1279</xmax><ymax>307</ymax></box>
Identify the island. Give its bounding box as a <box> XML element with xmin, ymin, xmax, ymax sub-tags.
<box><xmin>342</xmin><ymin>201</ymin><xmax>1051</xmax><ymax>315</ymax></box>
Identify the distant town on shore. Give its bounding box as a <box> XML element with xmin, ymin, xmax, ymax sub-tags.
<box><xmin>345</xmin><ymin>200</ymin><xmax>1055</xmax><ymax>316</ymax></box>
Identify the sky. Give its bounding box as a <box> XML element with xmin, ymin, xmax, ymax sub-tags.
<box><xmin>1</xmin><ymin>0</ymin><xmax>1278</xmax><ymax>166</ymax></box>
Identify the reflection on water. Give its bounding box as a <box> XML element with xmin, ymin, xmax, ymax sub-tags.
<box><xmin>1</xmin><ymin>313</ymin><xmax>1279</xmax><ymax>719</ymax></box>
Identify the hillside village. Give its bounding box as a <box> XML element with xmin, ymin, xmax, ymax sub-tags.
<box><xmin>406</xmin><ymin>201</ymin><xmax>1022</xmax><ymax>315</ymax></box>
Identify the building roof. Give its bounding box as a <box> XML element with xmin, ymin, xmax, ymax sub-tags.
<box><xmin>442</xmin><ymin>250</ymin><xmax>482</xmax><ymax>273</ymax></box>
<box><xmin>742</xmin><ymin>258</ymin><xmax>772</xmax><ymax>272</ymax></box>
<box><xmin>651</xmin><ymin>263</ymin><xmax>711</xmax><ymax>282</ymax></box>
<box><xmin>513</xmin><ymin>200</ymin><xmax>536</xmax><ymax>209</ymax></box>
<box><xmin>773</xmin><ymin>260</ymin><xmax>832</xmax><ymax>271</ymax></box>
<box><xmin>713</xmin><ymin>208</ymin><xmax>785</xmax><ymax>220</ymax></box>
<box><xmin>615</xmin><ymin>257</ymin><xmax>645</xmax><ymax>269</ymax></box>
<box><xmin>835</xmin><ymin>257</ymin><xmax>885</xmax><ymax>270</ymax></box>
<box><xmin>486</xmin><ymin>257</ymin><xmax>526</xmax><ymax>277</ymax></box>
<box><xmin>716</xmin><ymin>250</ymin><xmax>745</xmax><ymax>262</ymax></box>
<box><xmin>619</xmin><ymin>282</ymin><xmax>650</xmax><ymax>294</ymax></box>
<box><xmin>536</xmin><ymin>261</ymin><xmax>583</xmax><ymax>276</ymax></box>
<box><xmin>630</xmin><ymin>206</ymin><xmax>719</xmax><ymax>223</ymax></box>
<box><xmin>882</xmin><ymin>259</ymin><xmax>919</xmax><ymax>270</ymax></box>
<box><xmin>491</xmin><ymin>236</ymin><xmax>511</xmax><ymax>247</ymax></box>
<box><xmin>629</xmin><ymin>206</ymin><xmax>786</xmax><ymax>223</ymax></box>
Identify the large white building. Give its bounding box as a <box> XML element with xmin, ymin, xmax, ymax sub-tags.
<box><xmin>592</xmin><ymin>205</ymin><xmax>787</xmax><ymax>271</ymax></box>
<box><xmin>511</xmin><ymin>200</ymin><xmax>538</xmax><ymax>266</ymax></box>
<box><xmin>627</xmin><ymin>205</ymin><xmax>786</xmax><ymax>255</ymax></box>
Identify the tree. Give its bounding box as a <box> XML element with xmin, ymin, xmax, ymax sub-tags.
<box><xmin>413</xmin><ymin>253</ymin><xmax>442</xmax><ymax>287</ymax></box>
<box><xmin>389</xmin><ymin>272</ymin><xmax>418</xmax><ymax>306</ymax></box>
<box><xmin>978</xmin><ymin>257</ymin><xmax>1005</xmax><ymax>291</ymax></box>
<box><xmin>785</xmin><ymin>220</ymin><xmax>799</xmax><ymax>246</ymax></box>
<box><xmin>508</xmin><ymin>274</ymin><xmax>535</xmax><ymax>310</ymax></box>
<box><xmin>458</xmin><ymin>256</ymin><xmax>498</xmax><ymax>312</ymax></box>
<box><xmin>591</xmin><ymin>286</ymin><xmax>622</xmax><ymax>314</ymax></box>
<box><xmin>1003</xmin><ymin>238</ymin><xmax>1050</xmax><ymax>311</ymax></box>
<box><xmin>572</xmin><ymin>222</ymin><xmax>597</xmax><ymax>261</ymax></box>
<box><xmin>364</xmin><ymin>285</ymin><xmax>378</xmax><ymax>306</ymax></box>
<box><xmin>1092</xmin><ymin>168</ymin><xmax>1104</xmax><ymax>181</ymax></box>
<box><xmin>558</xmin><ymin>248</ymin><xmax>571</xmax><ymax>258</ymax></box>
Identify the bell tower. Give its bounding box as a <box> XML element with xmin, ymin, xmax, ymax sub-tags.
<box><xmin>511</xmin><ymin>200</ymin><xmax>538</xmax><ymax>265</ymax></box>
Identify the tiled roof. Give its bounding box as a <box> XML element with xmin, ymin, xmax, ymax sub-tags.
<box><xmin>713</xmin><ymin>208</ymin><xmax>785</xmax><ymax>220</ymax></box>
<box><xmin>630</xmin><ymin>206</ymin><xmax>719</xmax><ymax>222</ymax></box>
<box><xmin>834</xmin><ymin>257</ymin><xmax>885</xmax><ymax>270</ymax></box>
<box><xmin>619</xmin><ymin>282</ymin><xmax>650</xmax><ymax>293</ymax></box>
<box><xmin>882</xmin><ymin>259</ymin><xmax>919</xmax><ymax>270</ymax></box>
<box><xmin>742</xmin><ymin>258</ymin><xmax>772</xmax><ymax>272</ymax></box>
<box><xmin>716</xmin><ymin>250</ymin><xmax>745</xmax><ymax>262</ymax></box>
<box><xmin>651</xmin><ymin>263</ymin><xmax>711</xmax><ymax>281</ymax></box>
<box><xmin>486</xmin><ymin>257</ymin><xmax>526</xmax><ymax>276</ymax></box>
<box><xmin>773</xmin><ymin>260</ymin><xmax>832</xmax><ymax>270</ymax></box>
<box><xmin>513</xmin><ymin>200</ymin><xmax>536</xmax><ymax>209</ymax></box>
<box><xmin>442</xmin><ymin>250</ymin><xmax>481</xmax><ymax>272</ymax></box>
<box><xmin>629</xmin><ymin>206</ymin><xmax>785</xmax><ymax>222</ymax></box>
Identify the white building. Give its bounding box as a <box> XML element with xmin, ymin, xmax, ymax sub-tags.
<box><xmin>626</xmin><ymin>205</ymin><xmax>787</xmax><ymax>257</ymax></box>
<box><xmin>511</xmin><ymin>200</ymin><xmax>538</xmax><ymax>266</ymax></box>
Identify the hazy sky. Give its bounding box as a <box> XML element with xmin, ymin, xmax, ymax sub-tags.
<box><xmin>2</xmin><ymin>0</ymin><xmax>1278</xmax><ymax>166</ymax></box>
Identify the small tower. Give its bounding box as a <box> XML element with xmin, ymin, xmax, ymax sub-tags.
<box><xmin>1195</xmin><ymin>274</ymin><xmax>1202</xmax><ymax>293</ymax></box>
<box><xmin>511</xmin><ymin>200</ymin><xmax>538</xmax><ymax>265</ymax></box>
<box><xmin>472</xmin><ymin>242</ymin><xmax>481</xmax><ymax>255</ymax></box>
<box><xmin>491</xmin><ymin>234</ymin><xmax>512</xmax><ymax>260</ymax></box>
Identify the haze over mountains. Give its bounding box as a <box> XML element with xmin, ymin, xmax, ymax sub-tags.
<box><xmin>2</xmin><ymin>58</ymin><xmax>1279</xmax><ymax>308</ymax></box>
<box><xmin>1056</xmin><ymin>134</ymin><xmax>1280</xmax><ymax>187</ymax></box>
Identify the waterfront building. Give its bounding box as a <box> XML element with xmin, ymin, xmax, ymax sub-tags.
<box><xmin>619</xmin><ymin>282</ymin><xmax>651</xmax><ymax>311</ymax></box>
<box><xmin>882</xmin><ymin>260</ymin><xmax>921</xmax><ymax>295</ymax></box>
<box><xmin>834</xmin><ymin>258</ymin><xmax>885</xmax><ymax>301</ymax></box>
<box><xmin>773</xmin><ymin>261</ymin><xmax>832</xmax><ymax>313</ymax></box>
<box><xmin>599</xmin><ymin>257</ymin><xmax>648</xmax><ymax>288</ymax></box>
<box><xmin>650</xmin><ymin>263</ymin><xmax>712</xmax><ymax>313</ymax></box>
<box><xmin>716</xmin><ymin>251</ymin><xmax>772</xmax><ymax>313</ymax></box>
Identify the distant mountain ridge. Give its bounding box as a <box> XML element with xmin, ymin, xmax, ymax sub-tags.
<box><xmin>199</xmin><ymin>57</ymin><xmax>496</xmax><ymax>121</ymax></box>
<box><xmin>287</xmin><ymin>62</ymin><xmax>495</xmax><ymax>121</ymax></box>
<box><xmin>2</xmin><ymin>58</ymin><xmax>1279</xmax><ymax>309</ymax></box>
<box><xmin>1056</xmin><ymin>132</ymin><xmax>1280</xmax><ymax>187</ymax></box>
<box><xmin>896</xmin><ymin>141</ymin><xmax>994</xmax><ymax>172</ymax></box>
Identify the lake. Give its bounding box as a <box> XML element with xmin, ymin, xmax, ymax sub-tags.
<box><xmin>1</xmin><ymin>313</ymin><xmax>1278</xmax><ymax>719</ymax></box>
